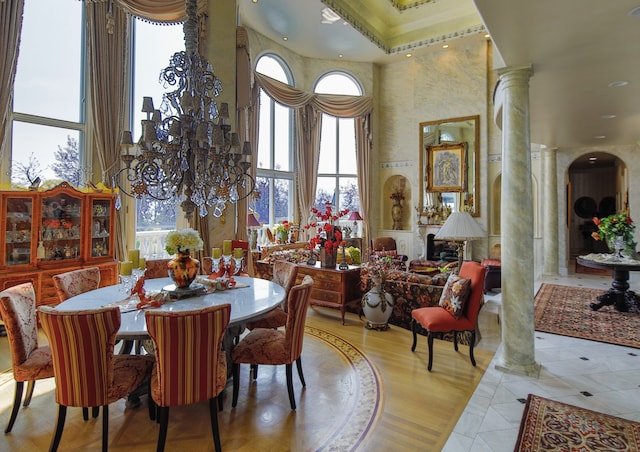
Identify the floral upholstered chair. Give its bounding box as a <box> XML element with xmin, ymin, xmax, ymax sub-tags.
<box><xmin>245</xmin><ymin>260</ymin><xmax>299</xmax><ymax>330</ymax></box>
<box><xmin>145</xmin><ymin>304</ymin><xmax>230</xmax><ymax>452</ymax></box>
<box><xmin>38</xmin><ymin>306</ymin><xmax>154</xmax><ymax>451</ymax></box>
<box><xmin>0</xmin><ymin>282</ymin><xmax>54</xmax><ymax>433</ymax></box>
<box><xmin>144</xmin><ymin>258</ymin><xmax>171</xmax><ymax>279</ymax></box>
<box><xmin>232</xmin><ymin>275</ymin><xmax>314</xmax><ymax>410</ymax></box>
<box><xmin>52</xmin><ymin>267</ymin><xmax>101</xmax><ymax>302</ymax></box>
<box><xmin>370</xmin><ymin>237</ymin><xmax>408</xmax><ymax>271</ymax></box>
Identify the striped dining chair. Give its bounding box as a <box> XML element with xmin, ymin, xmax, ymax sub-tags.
<box><xmin>145</xmin><ymin>304</ymin><xmax>231</xmax><ymax>452</ymax></box>
<box><xmin>52</xmin><ymin>267</ymin><xmax>101</xmax><ymax>302</ymax></box>
<box><xmin>0</xmin><ymin>282</ymin><xmax>54</xmax><ymax>433</ymax></box>
<box><xmin>232</xmin><ymin>275</ymin><xmax>314</xmax><ymax>410</ymax></box>
<box><xmin>38</xmin><ymin>306</ymin><xmax>155</xmax><ymax>452</ymax></box>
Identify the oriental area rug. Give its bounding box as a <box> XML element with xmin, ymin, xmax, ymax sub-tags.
<box><xmin>534</xmin><ymin>283</ymin><xmax>640</xmax><ymax>349</ymax></box>
<box><xmin>514</xmin><ymin>394</ymin><xmax>640</xmax><ymax>451</ymax></box>
<box><xmin>0</xmin><ymin>326</ymin><xmax>382</xmax><ymax>451</ymax></box>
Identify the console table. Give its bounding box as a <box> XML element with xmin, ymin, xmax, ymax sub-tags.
<box><xmin>296</xmin><ymin>263</ymin><xmax>362</xmax><ymax>324</ymax></box>
<box><xmin>576</xmin><ymin>254</ymin><xmax>640</xmax><ymax>312</ymax></box>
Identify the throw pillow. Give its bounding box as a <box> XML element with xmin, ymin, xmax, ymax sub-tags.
<box><xmin>439</xmin><ymin>273</ymin><xmax>471</xmax><ymax>319</ymax></box>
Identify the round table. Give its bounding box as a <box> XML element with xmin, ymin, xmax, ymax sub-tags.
<box><xmin>576</xmin><ymin>255</ymin><xmax>640</xmax><ymax>312</ymax></box>
<box><xmin>55</xmin><ymin>276</ymin><xmax>286</xmax><ymax>339</ymax></box>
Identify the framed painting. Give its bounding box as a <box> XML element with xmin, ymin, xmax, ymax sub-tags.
<box><xmin>426</xmin><ymin>142</ymin><xmax>467</xmax><ymax>192</ymax></box>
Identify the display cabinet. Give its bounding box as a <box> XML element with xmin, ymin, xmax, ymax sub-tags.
<box><xmin>0</xmin><ymin>182</ymin><xmax>118</xmax><ymax>306</ymax></box>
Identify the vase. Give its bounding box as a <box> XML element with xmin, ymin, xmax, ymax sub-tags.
<box><xmin>391</xmin><ymin>200</ymin><xmax>403</xmax><ymax>230</ymax></box>
<box><xmin>319</xmin><ymin>247</ymin><xmax>337</xmax><ymax>269</ymax></box>
<box><xmin>362</xmin><ymin>278</ymin><xmax>394</xmax><ymax>330</ymax></box>
<box><xmin>167</xmin><ymin>251</ymin><xmax>200</xmax><ymax>288</ymax></box>
<box><xmin>611</xmin><ymin>235</ymin><xmax>626</xmax><ymax>262</ymax></box>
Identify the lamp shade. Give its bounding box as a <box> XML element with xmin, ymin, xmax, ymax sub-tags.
<box><xmin>434</xmin><ymin>212</ymin><xmax>484</xmax><ymax>241</ymax></box>
<box><xmin>348</xmin><ymin>211</ymin><xmax>363</xmax><ymax>221</ymax></box>
<box><xmin>247</xmin><ymin>212</ymin><xmax>261</xmax><ymax>227</ymax></box>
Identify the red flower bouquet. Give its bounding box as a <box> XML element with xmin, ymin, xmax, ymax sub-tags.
<box><xmin>304</xmin><ymin>202</ymin><xmax>349</xmax><ymax>255</ymax></box>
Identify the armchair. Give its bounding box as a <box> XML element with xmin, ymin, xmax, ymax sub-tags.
<box><xmin>370</xmin><ymin>237</ymin><xmax>408</xmax><ymax>271</ymax></box>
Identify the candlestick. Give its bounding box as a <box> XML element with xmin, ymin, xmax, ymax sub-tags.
<box><xmin>223</xmin><ymin>240</ymin><xmax>232</xmax><ymax>256</ymax></box>
<box><xmin>138</xmin><ymin>257</ymin><xmax>146</xmax><ymax>270</ymax></box>
<box><xmin>127</xmin><ymin>249</ymin><xmax>140</xmax><ymax>268</ymax></box>
<box><xmin>212</xmin><ymin>247</ymin><xmax>221</xmax><ymax>258</ymax></box>
<box><xmin>120</xmin><ymin>261</ymin><xmax>133</xmax><ymax>276</ymax></box>
<box><xmin>233</xmin><ymin>248</ymin><xmax>244</xmax><ymax>258</ymax></box>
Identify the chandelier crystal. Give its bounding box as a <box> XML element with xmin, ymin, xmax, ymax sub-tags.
<box><xmin>113</xmin><ymin>0</ymin><xmax>254</xmax><ymax>218</ymax></box>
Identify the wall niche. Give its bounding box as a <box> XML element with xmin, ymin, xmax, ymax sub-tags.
<box><xmin>383</xmin><ymin>175</ymin><xmax>410</xmax><ymax>230</ymax></box>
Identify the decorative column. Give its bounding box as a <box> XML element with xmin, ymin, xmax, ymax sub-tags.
<box><xmin>495</xmin><ymin>66</ymin><xmax>540</xmax><ymax>377</ymax></box>
<box><xmin>543</xmin><ymin>147</ymin><xmax>559</xmax><ymax>275</ymax></box>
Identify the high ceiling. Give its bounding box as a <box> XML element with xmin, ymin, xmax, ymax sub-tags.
<box><xmin>238</xmin><ymin>0</ymin><xmax>640</xmax><ymax>151</ymax></box>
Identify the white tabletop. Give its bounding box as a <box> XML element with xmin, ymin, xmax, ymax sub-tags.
<box><xmin>54</xmin><ymin>276</ymin><xmax>285</xmax><ymax>339</ymax></box>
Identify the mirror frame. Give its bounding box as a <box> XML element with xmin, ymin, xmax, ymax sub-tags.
<box><xmin>419</xmin><ymin>115</ymin><xmax>480</xmax><ymax>217</ymax></box>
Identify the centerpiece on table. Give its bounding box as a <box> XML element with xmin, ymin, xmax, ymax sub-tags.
<box><xmin>591</xmin><ymin>212</ymin><xmax>636</xmax><ymax>261</ymax></box>
<box><xmin>165</xmin><ymin>228</ymin><xmax>204</xmax><ymax>288</ymax></box>
<box><xmin>303</xmin><ymin>202</ymin><xmax>349</xmax><ymax>268</ymax></box>
<box><xmin>274</xmin><ymin>220</ymin><xmax>291</xmax><ymax>244</ymax></box>
<box><xmin>361</xmin><ymin>256</ymin><xmax>394</xmax><ymax>330</ymax></box>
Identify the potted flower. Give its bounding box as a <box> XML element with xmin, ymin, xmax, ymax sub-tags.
<box><xmin>591</xmin><ymin>212</ymin><xmax>636</xmax><ymax>259</ymax></box>
<box><xmin>303</xmin><ymin>202</ymin><xmax>349</xmax><ymax>268</ymax></box>
<box><xmin>361</xmin><ymin>256</ymin><xmax>394</xmax><ymax>330</ymax></box>
<box><xmin>165</xmin><ymin>228</ymin><xmax>204</xmax><ymax>288</ymax></box>
<box><xmin>274</xmin><ymin>220</ymin><xmax>291</xmax><ymax>244</ymax></box>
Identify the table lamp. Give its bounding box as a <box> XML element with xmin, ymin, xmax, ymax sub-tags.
<box><xmin>349</xmin><ymin>211</ymin><xmax>363</xmax><ymax>237</ymax></box>
<box><xmin>247</xmin><ymin>212</ymin><xmax>261</xmax><ymax>250</ymax></box>
<box><xmin>434</xmin><ymin>211</ymin><xmax>484</xmax><ymax>270</ymax></box>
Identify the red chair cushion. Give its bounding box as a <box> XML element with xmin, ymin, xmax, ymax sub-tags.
<box><xmin>411</xmin><ymin>306</ymin><xmax>475</xmax><ymax>332</ymax></box>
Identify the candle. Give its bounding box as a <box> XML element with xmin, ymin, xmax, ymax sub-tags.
<box><xmin>234</xmin><ymin>248</ymin><xmax>244</xmax><ymax>258</ymax></box>
<box><xmin>212</xmin><ymin>247</ymin><xmax>221</xmax><ymax>258</ymax></box>
<box><xmin>127</xmin><ymin>249</ymin><xmax>140</xmax><ymax>268</ymax></box>
<box><xmin>120</xmin><ymin>261</ymin><xmax>133</xmax><ymax>276</ymax></box>
<box><xmin>223</xmin><ymin>240</ymin><xmax>232</xmax><ymax>256</ymax></box>
<box><xmin>138</xmin><ymin>257</ymin><xmax>146</xmax><ymax>270</ymax></box>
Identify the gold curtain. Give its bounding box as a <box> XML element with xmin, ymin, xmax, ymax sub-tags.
<box><xmin>0</xmin><ymin>0</ymin><xmax>24</xmax><ymax>164</ymax></box>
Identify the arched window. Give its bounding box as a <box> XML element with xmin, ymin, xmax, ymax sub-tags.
<box><xmin>254</xmin><ymin>54</ymin><xmax>295</xmax><ymax>226</ymax></box>
<box><xmin>313</xmin><ymin>72</ymin><xmax>361</xmax><ymax>214</ymax></box>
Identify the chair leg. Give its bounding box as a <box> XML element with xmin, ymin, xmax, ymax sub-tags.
<box><xmin>148</xmin><ymin>394</ymin><xmax>156</xmax><ymax>421</ymax></box>
<box><xmin>232</xmin><ymin>363</ymin><xmax>240</xmax><ymax>408</ymax></box>
<box><xmin>23</xmin><ymin>380</ymin><xmax>35</xmax><ymax>407</ymax></box>
<box><xmin>49</xmin><ymin>405</ymin><xmax>67</xmax><ymax>452</ymax></box>
<box><xmin>101</xmin><ymin>405</ymin><xmax>108</xmax><ymax>452</ymax></box>
<box><xmin>295</xmin><ymin>357</ymin><xmax>306</xmax><ymax>387</ymax></box>
<box><xmin>469</xmin><ymin>330</ymin><xmax>477</xmax><ymax>367</ymax></box>
<box><xmin>453</xmin><ymin>331</ymin><xmax>459</xmax><ymax>351</ymax></box>
<box><xmin>93</xmin><ymin>406</ymin><xmax>99</xmax><ymax>418</ymax></box>
<box><xmin>251</xmin><ymin>364</ymin><xmax>258</xmax><ymax>380</ymax></box>
<box><xmin>156</xmin><ymin>406</ymin><xmax>170</xmax><ymax>452</ymax></box>
<box><xmin>5</xmin><ymin>381</ymin><xmax>24</xmax><ymax>433</ymax></box>
<box><xmin>286</xmin><ymin>363</ymin><xmax>296</xmax><ymax>410</ymax></box>
<box><xmin>410</xmin><ymin>320</ymin><xmax>418</xmax><ymax>352</ymax></box>
<box><xmin>427</xmin><ymin>332</ymin><xmax>434</xmax><ymax>372</ymax></box>
<box><xmin>209</xmin><ymin>398</ymin><xmax>222</xmax><ymax>452</ymax></box>
<box><xmin>217</xmin><ymin>391</ymin><xmax>223</xmax><ymax>412</ymax></box>
<box><xmin>83</xmin><ymin>407</ymin><xmax>89</xmax><ymax>421</ymax></box>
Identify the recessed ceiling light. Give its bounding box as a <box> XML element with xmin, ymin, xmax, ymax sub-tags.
<box><xmin>282</xmin><ymin>36</ymin><xmax>288</xmax><ymax>41</ymax></box>
<box><xmin>405</xmin><ymin>53</ymin><xmax>412</xmax><ymax>58</ymax></box>
<box><xmin>601</xmin><ymin>114</ymin><xmax>617</xmax><ymax>119</ymax></box>
<box><xmin>484</xmin><ymin>33</ymin><xmax>490</xmax><ymax>39</ymax></box>
<box><xmin>338</xmin><ymin>54</ymin><xmax>343</xmax><ymax>58</ymax></box>
<box><xmin>252</xmin><ymin>0</ymin><xmax>258</xmax><ymax>3</ymax></box>
<box><xmin>442</xmin><ymin>44</ymin><xmax>449</xmax><ymax>49</ymax></box>
<box><xmin>608</xmin><ymin>80</ymin><xmax>629</xmax><ymax>88</ymax></box>
<box><xmin>589</xmin><ymin>157</ymin><xmax>597</xmax><ymax>161</ymax></box>
<box><xmin>594</xmin><ymin>135</ymin><xmax>606</xmax><ymax>139</ymax></box>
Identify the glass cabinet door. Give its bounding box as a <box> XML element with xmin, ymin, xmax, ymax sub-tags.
<box><xmin>90</xmin><ymin>198</ymin><xmax>112</xmax><ymax>258</ymax></box>
<box><xmin>4</xmin><ymin>197</ymin><xmax>34</xmax><ymax>266</ymax></box>
<box><xmin>40</xmin><ymin>192</ymin><xmax>83</xmax><ymax>262</ymax></box>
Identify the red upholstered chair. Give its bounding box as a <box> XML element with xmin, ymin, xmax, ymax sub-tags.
<box><xmin>370</xmin><ymin>236</ymin><xmax>408</xmax><ymax>271</ymax></box>
<box><xmin>245</xmin><ymin>260</ymin><xmax>299</xmax><ymax>330</ymax></box>
<box><xmin>410</xmin><ymin>261</ymin><xmax>486</xmax><ymax>371</ymax></box>
<box><xmin>52</xmin><ymin>267</ymin><xmax>101</xmax><ymax>302</ymax></box>
<box><xmin>0</xmin><ymin>282</ymin><xmax>54</xmax><ymax>433</ymax></box>
<box><xmin>145</xmin><ymin>304</ymin><xmax>230</xmax><ymax>452</ymax></box>
<box><xmin>38</xmin><ymin>306</ymin><xmax>154</xmax><ymax>452</ymax></box>
<box><xmin>232</xmin><ymin>275</ymin><xmax>314</xmax><ymax>410</ymax></box>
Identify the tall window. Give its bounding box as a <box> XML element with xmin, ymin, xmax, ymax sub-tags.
<box><xmin>254</xmin><ymin>54</ymin><xmax>295</xmax><ymax>226</ymax></box>
<box><xmin>10</xmin><ymin>0</ymin><xmax>85</xmax><ymax>187</ymax></box>
<box><xmin>130</xmin><ymin>19</ymin><xmax>184</xmax><ymax>256</ymax></box>
<box><xmin>314</xmin><ymin>72</ymin><xmax>361</xmax><ymax>214</ymax></box>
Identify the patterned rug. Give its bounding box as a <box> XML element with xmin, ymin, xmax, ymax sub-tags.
<box><xmin>514</xmin><ymin>394</ymin><xmax>640</xmax><ymax>451</ymax></box>
<box><xmin>534</xmin><ymin>283</ymin><xmax>640</xmax><ymax>349</ymax></box>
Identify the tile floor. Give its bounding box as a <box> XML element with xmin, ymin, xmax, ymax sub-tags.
<box><xmin>444</xmin><ymin>270</ymin><xmax>640</xmax><ymax>451</ymax></box>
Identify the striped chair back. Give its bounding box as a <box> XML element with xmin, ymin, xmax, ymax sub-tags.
<box><xmin>52</xmin><ymin>267</ymin><xmax>101</xmax><ymax>302</ymax></box>
<box><xmin>145</xmin><ymin>304</ymin><xmax>231</xmax><ymax>407</ymax></box>
<box><xmin>38</xmin><ymin>306</ymin><xmax>120</xmax><ymax>407</ymax></box>
<box><xmin>285</xmin><ymin>275</ymin><xmax>314</xmax><ymax>361</ymax></box>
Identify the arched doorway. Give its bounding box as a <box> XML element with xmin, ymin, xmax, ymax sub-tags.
<box><xmin>568</xmin><ymin>152</ymin><xmax>628</xmax><ymax>258</ymax></box>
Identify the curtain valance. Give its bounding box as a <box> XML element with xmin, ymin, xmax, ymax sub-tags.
<box><xmin>83</xmin><ymin>0</ymin><xmax>206</xmax><ymax>24</ymax></box>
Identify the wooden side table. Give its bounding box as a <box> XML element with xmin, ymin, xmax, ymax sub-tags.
<box><xmin>296</xmin><ymin>263</ymin><xmax>362</xmax><ymax>324</ymax></box>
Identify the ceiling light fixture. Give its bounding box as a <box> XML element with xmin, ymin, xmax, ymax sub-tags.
<box><xmin>405</xmin><ymin>53</ymin><xmax>412</xmax><ymax>58</ymax></box>
<box><xmin>594</xmin><ymin>135</ymin><xmax>606</xmax><ymax>139</ymax></box>
<box><xmin>442</xmin><ymin>44</ymin><xmax>449</xmax><ymax>49</ymax></box>
<box><xmin>114</xmin><ymin>0</ymin><xmax>255</xmax><ymax>219</ymax></box>
<box><xmin>601</xmin><ymin>114</ymin><xmax>617</xmax><ymax>119</ymax></box>
<box><xmin>608</xmin><ymin>80</ymin><xmax>629</xmax><ymax>88</ymax></box>
<box><xmin>589</xmin><ymin>157</ymin><xmax>597</xmax><ymax>161</ymax></box>
<box><xmin>282</xmin><ymin>36</ymin><xmax>288</xmax><ymax>41</ymax></box>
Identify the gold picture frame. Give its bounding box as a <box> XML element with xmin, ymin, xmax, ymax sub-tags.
<box><xmin>426</xmin><ymin>142</ymin><xmax>467</xmax><ymax>192</ymax></box>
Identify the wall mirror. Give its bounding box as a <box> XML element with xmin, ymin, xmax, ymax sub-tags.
<box><xmin>419</xmin><ymin>115</ymin><xmax>479</xmax><ymax>217</ymax></box>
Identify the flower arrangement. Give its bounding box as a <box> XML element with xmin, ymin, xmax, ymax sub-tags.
<box><xmin>364</xmin><ymin>256</ymin><xmax>394</xmax><ymax>282</ymax></box>
<box><xmin>390</xmin><ymin>190</ymin><xmax>405</xmax><ymax>202</ymax></box>
<box><xmin>304</xmin><ymin>202</ymin><xmax>349</xmax><ymax>254</ymax></box>
<box><xmin>165</xmin><ymin>228</ymin><xmax>204</xmax><ymax>255</ymax></box>
<box><xmin>274</xmin><ymin>220</ymin><xmax>291</xmax><ymax>242</ymax></box>
<box><xmin>591</xmin><ymin>213</ymin><xmax>635</xmax><ymax>253</ymax></box>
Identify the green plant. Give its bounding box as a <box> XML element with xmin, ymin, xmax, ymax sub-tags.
<box><xmin>592</xmin><ymin>213</ymin><xmax>635</xmax><ymax>253</ymax></box>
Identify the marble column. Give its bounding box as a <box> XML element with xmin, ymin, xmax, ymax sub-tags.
<box><xmin>543</xmin><ymin>147</ymin><xmax>559</xmax><ymax>275</ymax></box>
<box><xmin>496</xmin><ymin>66</ymin><xmax>540</xmax><ymax>377</ymax></box>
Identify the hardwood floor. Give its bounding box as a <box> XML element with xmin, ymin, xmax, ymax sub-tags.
<box><xmin>0</xmin><ymin>305</ymin><xmax>498</xmax><ymax>451</ymax></box>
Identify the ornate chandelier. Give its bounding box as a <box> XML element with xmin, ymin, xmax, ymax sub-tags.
<box><xmin>113</xmin><ymin>0</ymin><xmax>254</xmax><ymax>218</ymax></box>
